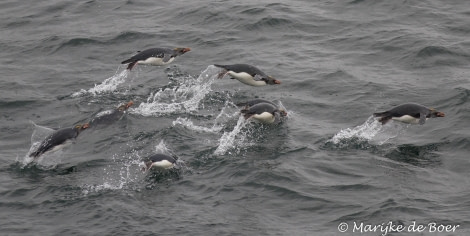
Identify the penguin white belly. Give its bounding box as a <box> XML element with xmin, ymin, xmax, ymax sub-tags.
<box><xmin>392</xmin><ymin>115</ymin><xmax>423</xmax><ymax>124</ymax></box>
<box><xmin>227</xmin><ymin>71</ymin><xmax>267</xmax><ymax>86</ymax></box>
<box><xmin>150</xmin><ymin>160</ymin><xmax>174</xmax><ymax>169</ymax></box>
<box><xmin>41</xmin><ymin>139</ymin><xmax>74</xmax><ymax>156</ymax></box>
<box><xmin>139</xmin><ymin>57</ymin><xmax>174</xmax><ymax>66</ymax></box>
<box><xmin>251</xmin><ymin>112</ymin><xmax>275</xmax><ymax>124</ymax></box>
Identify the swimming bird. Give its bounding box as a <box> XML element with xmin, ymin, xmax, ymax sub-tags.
<box><xmin>121</xmin><ymin>47</ymin><xmax>191</xmax><ymax>70</ymax></box>
<box><xmin>29</xmin><ymin>123</ymin><xmax>89</xmax><ymax>158</ymax></box>
<box><xmin>373</xmin><ymin>103</ymin><xmax>445</xmax><ymax>125</ymax></box>
<box><xmin>140</xmin><ymin>154</ymin><xmax>177</xmax><ymax>172</ymax></box>
<box><xmin>88</xmin><ymin>101</ymin><xmax>134</xmax><ymax>128</ymax></box>
<box><xmin>214</xmin><ymin>64</ymin><xmax>281</xmax><ymax>86</ymax></box>
<box><xmin>241</xmin><ymin>102</ymin><xmax>287</xmax><ymax>124</ymax></box>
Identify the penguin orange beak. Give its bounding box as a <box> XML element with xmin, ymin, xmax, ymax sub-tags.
<box><xmin>274</xmin><ymin>79</ymin><xmax>281</xmax><ymax>84</ymax></box>
<box><xmin>182</xmin><ymin>48</ymin><xmax>191</xmax><ymax>53</ymax></box>
<box><xmin>82</xmin><ymin>123</ymin><xmax>90</xmax><ymax>129</ymax></box>
<box><xmin>436</xmin><ymin>112</ymin><xmax>445</xmax><ymax>117</ymax></box>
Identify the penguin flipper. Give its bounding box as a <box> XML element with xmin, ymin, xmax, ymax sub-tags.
<box><xmin>253</xmin><ymin>74</ymin><xmax>263</xmax><ymax>81</ymax></box>
<box><xmin>419</xmin><ymin>113</ymin><xmax>426</xmax><ymax>125</ymax></box>
<box><xmin>240</xmin><ymin>108</ymin><xmax>252</xmax><ymax>119</ymax></box>
<box><xmin>162</xmin><ymin>54</ymin><xmax>172</xmax><ymax>63</ymax></box>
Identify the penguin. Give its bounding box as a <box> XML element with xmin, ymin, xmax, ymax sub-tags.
<box><xmin>241</xmin><ymin>102</ymin><xmax>287</xmax><ymax>124</ymax></box>
<box><xmin>121</xmin><ymin>47</ymin><xmax>191</xmax><ymax>70</ymax></box>
<box><xmin>88</xmin><ymin>101</ymin><xmax>134</xmax><ymax>128</ymax></box>
<box><xmin>373</xmin><ymin>103</ymin><xmax>445</xmax><ymax>125</ymax></box>
<box><xmin>140</xmin><ymin>154</ymin><xmax>177</xmax><ymax>172</ymax></box>
<box><xmin>29</xmin><ymin>123</ymin><xmax>89</xmax><ymax>158</ymax></box>
<box><xmin>237</xmin><ymin>98</ymin><xmax>287</xmax><ymax>117</ymax></box>
<box><xmin>214</xmin><ymin>64</ymin><xmax>281</xmax><ymax>86</ymax></box>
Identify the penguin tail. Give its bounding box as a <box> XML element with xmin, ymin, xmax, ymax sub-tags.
<box><xmin>121</xmin><ymin>58</ymin><xmax>133</xmax><ymax>64</ymax></box>
<box><xmin>373</xmin><ymin>111</ymin><xmax>389</xmax><ymax>117</ymax></box>
<box><xmin>373</xmin><ymin>112</ymin><xmax>392</xmax><ymax>125</ymax></box>
<box><xmin>213</xmin><ymin>64</ymin><xmax>225</xmax><ymax>69</ymax></box>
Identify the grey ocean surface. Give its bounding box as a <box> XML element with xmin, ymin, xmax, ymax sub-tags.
<box><xmin>1</xmin><ymin>0</ymin><xmax>469</xmax><ymax>235</ymax></box>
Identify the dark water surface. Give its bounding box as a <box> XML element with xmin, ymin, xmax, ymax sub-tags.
<box><xmin>1</xmin><ymin>0</ymin><xmax>470</xmax><ymax>235</ymax></box>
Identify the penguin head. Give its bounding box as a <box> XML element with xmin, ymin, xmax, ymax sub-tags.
<box><xmin>117</xmin><ymin>101</ymin><xmax>134</xmax><ymax>112</ymax></box>
<box><xmin>263</xmin><ymin>76</ymin><xmax>281</xmax><ymax>85</ymax></box>
<box><xmin>174</xmin><ymin>47</ymin><xmax>191</xmax><ymax>55</ymax></box>
<box><xmin>429</xmin><ymin>108</ymin><xmax>445</xmax><ymax>118</ymax></box>
<box><xmin>75</xmin><ymin>123</ymin><xmax>89</xmax><ymax>133</ymax></box>
<box><xmin>278</xmin><ymin>108</ymin><xmax>288</xmax><ymax>117</ymax></box>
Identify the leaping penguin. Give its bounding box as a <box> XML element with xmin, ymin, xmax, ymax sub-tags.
<box><xmin>29</xmin><ymin>123</ymin><xmax>89</xmax><ymax>158</ymax></box>
<box><xmin>140</xmin><ymin>154</ymin><xmax>177</xmax><ymax>172</ymax></box>
<box><xmin>241</xmin><ymin>102</ymin><xmax>287</xmax><ymax>124</ymax></box>
<box><xmin>373</xmin><ymin>103</ymin><xmax>445</xmax><ymax>125</ymax></box>
<box><xmin>88</xmin><ymin>101</ymin><xmax>134</xmax><ymax>128</ymax></box>
<box><xmin>121</xmin><ymin>47</ymin><xmax>191</xmax><ymax>70</ymax></box>
<box><xmin>214</xmin><ymin>64</ymin><xmax>281</xmax><ymax>86</ymax></box>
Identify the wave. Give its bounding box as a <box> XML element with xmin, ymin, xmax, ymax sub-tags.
<box><xmin>109</xmin><ymin>31</ymin><xmax>155</xmax><ymax>43</ymax></box>
<box><xmin>54</xmin><ymin>37</ymin><xmax>104</xmax><ymax>52</ymax></box>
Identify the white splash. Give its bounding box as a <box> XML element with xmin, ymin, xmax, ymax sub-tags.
<box><xmin>82</xmin><ymin>151</ymin><xmax>141</xmax><ymax>195</ymax></box>
<box><xmin>72</xmin><ymin>69</ymin><xmax>129</xmax><ymax>97</ymax></box>
<box><xmin>132</xmin><ymin>65</ymin><xmax>219</xmax><ymax>116</ymax></box>
<box><xmin>81</xmin><ymin>140</ymin><xmax>183</xmax><ymax>195</ymax></box>
<box><xmin>154</xmin><ymin>140</ymin><xmax>172</xmax><ymax>153</ymax></box>
<box><xmin>172</xmin><ymin>101</ymin><xmax>239</xmax><ymax>134</ymax></box>
<box><xmin>214</xmin><ymin>115</ymin><xmax>250</xmax><ymax>155</ymax></box>
<box><xmin>20</xmin><ymin>121</ymin><xmax>57</xmax><ymax>167</ymax></box>
<box><xmin>330</xmin><ymin>116</ymin><xmax>407</xmax><ymax>145</ymax></box>
<box><xmin>173</xmin><ymin>117</ymin><xmax>224</xmax><ymax>133</ymax></box>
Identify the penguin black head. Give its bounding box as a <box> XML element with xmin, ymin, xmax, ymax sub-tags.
<box><xmin>75</xmin><ymin>123</ymin><xmax>89</xmax><ymax>132</ymax></box>
<box><xmin>117</xmin><ymin>101</ymin><xmax>134</xmax><ymax>112</ymax></box>
<box><xmin>429</xmin><ymin>108</ymin><xmax>445</xmax><ymax>118</ymax></box>
<box><xmin>263</xmin><ymin>76</ymin><xmax>281</xmax><ymax>85</ymax></box>
<box><xmin>174</xmin><ymin>47</ymin><xmax>191</xmax><ymax>55</ymax></box>
<box><xmin>278</xmin><ymin>109</ymin><xmax>288</xmax><ymax>117</ymax></box>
